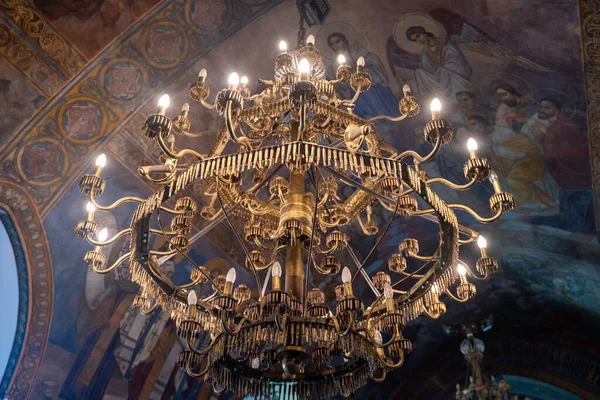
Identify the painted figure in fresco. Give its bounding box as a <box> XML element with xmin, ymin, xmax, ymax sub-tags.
<box><xmin>494</xmin><ymin>84</ymin><xmax>537</xmax><ymax>131</ymax></box>
<box><xmin>317</xmin><ymin>22</ymin><xmax>399</xmax><ymax>118</ymax></box>
<box><xmin>451</xmin><ymin>91</ymin><xmax>495</xmax><ymax>126</ymax></box>
<box><xmin>467</xmin><ymin>115</ymin><xmax>553</xmax><ymax>206</ymax></box>
<box><xmin>528</xmin><ymin>99</ymin><xmax>595</xmax><ymax>233</ymax></box>
<box><xmin>387</xmin><ymin>10</ymin><xmax>550</xmax><ymax>100</ymax></box>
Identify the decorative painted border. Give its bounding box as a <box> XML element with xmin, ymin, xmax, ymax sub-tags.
<box><xmin>0</xmin><ymin>0</ymin><xmax>285</xmax><ymax>219</ymax></box>
<box><xmin>579</xmin><ymin>0</ymin><xmax>600</xmax><ymax>234</ymax></box>
<box><xmin>0</xmin><ymin>180</ymin><xmax>53</xmax><ymax>400</ymax></box>
<box><xmin>0</xmin><ymin>210</ymin><xmax>29</xmax><ymax>398</ymax></box>
<box><xmin>0</xmin><ymin>0</ymin><xmax>87</xmax><ymax>78</ymax></box>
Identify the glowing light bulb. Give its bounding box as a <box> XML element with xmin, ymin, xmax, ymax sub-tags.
<box><xmin>226</xmin><ymin>268</ymin><xmax>237</xmax><ymax>283</ymax></box>
<box><xmin>337</xmin><ymin>54</ymin><xmax>346</xmax><ymax>65</ymax></box>
<box><xmin>373</xmin><ymin>330</ymin><xmax>383</xmax><ymax>345</ymax></box>
<box><xmin>199</xmin><ymin>68</ymin><xmax>207</xmax><ymax>78</ymax></box>
<box><xmin>341</xmin><ymin>267</ymin><xmax>351</xmax><ymax>283</ymax></box>
<box><xmin>430</xmin><ymin>98</ymin><xmax>441</xmax><ymax>119</ymax></box>
<box><xmin>298</xmin><ymin>58</ymin><xmax>311</xmax><ymax>80</ymax></box>
<box><xmin>489</xmin><ymin>170</ymin><xmax>502</xmax><ymax>194</ymax></box>
<box><xmin>95</xmin><ymin>154</ymin><xmax>106</xmax><ymax>167</ymax></box>
<box><xmin>477</xmin><ymin>235</ymin><xmax>487</xmax><ymax>249</ymax></box>
<box><xmin>98</xmin><ymin>228</ymin><xmax>108</xmax><ymax>241</ymax></box>
<box><xmin>240</xmin><ymin>76</ymin><xmax>248</xmax><ymax>86</ymax></box>
<box><xmin>228</xmin><ymin>72</ymin><xmax>239</xmax><ymax>90</ymax></box>
<box><xmin>279</xmin><ymin>40</ymin><xmax>287</xmax><ymax>52</ymax></box>
<box><xmin>187</xmin><ymin>289</ymin><xmax>197</xmax><ymax>305</ymax></box>
<box><xmin>86</xmin><ymin>202</ymin><xmax>96</xmax><ymax>212</ymax></box>
<box><xmin>467</xmin><ymin>138</ymin><xmax>478</xmax><ymax>151</ymax></box>
<box><xmin>272</xmin><ymin>261</ymin><xmax>282</xmax><ymax>277</ymax></box>
<box><xmin>457</xmin><ymin>264</ymin><xmax>467</xmax><ymax>275</ymax></box>
<box><xmin>306</xmin><ymin>34</ymin><xmax>315</xmax><ymax>45</ymax></box>
<box><xmin>383</xmin><ymin>282</ymin><xmax>393</xmax><ymax>299</ymax></box>
<box><xmin>357</xmin><ymin>56</ymin><xmax>365</xmax><ymax>67</ymax></box>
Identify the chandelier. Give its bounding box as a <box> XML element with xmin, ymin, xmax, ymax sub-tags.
<box><xmin>75</xmin><ymin>33</ymin><xmax>514</xmax><ymax>399</ymax></box>
<box><xmin>456</xmin><ymin>332</ymin><xmax>528</xmax><ymax>400</ymax></box>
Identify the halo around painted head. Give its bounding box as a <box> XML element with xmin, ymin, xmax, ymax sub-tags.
<box><xmin>393</xmin><ymin>12</ymin><xmax>446</xmax><ymax>54</ymax></box>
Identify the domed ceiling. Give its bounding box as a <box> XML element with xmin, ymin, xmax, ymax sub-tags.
<box><xmin>1</xmin><ymin>0</ymin><xmax>600</xmax><ymax>399</ymax></box>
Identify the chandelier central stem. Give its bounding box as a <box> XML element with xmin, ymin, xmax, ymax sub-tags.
<box><xmin>285</xmin><ymin>235</ymin><xmax>305</xmax><ymax>303</ymax></box>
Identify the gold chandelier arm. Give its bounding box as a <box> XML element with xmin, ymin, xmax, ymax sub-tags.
<box><xmin>444</xmin><ymin>288</ymin><xmax>470</xmax><ymax>303</ymax></box>
<box><xmin>368</xmin><ymin>112</ymin><xmax>409</xmax><ymax>123</ymax></box>
<box><xmin>149</xmin><ymin>228</ymin><xmax>177</xmax><ymax>235</ymax></box>
<box><xmin>330</xmin><ymin>313</ymin><xmax>355</xmax><ymax>337</ymax></box>
<box><xmin>427</xmin><ymin>175</ymin><xmax>478</xmax><ymax>191</ymax></box>
<box><xmin>186</xmin><ymin>360</ymin><xmax>210</xmax><ymax>378</ymax></box>
<box><xmin>225</xmin><ymin>100</ymin><xmax>252</xmax><ymax>148</ymax></box>
<box><xmin>149</xmin><ymin>248</ymin><xmax>178</xmax><ymax>256</ymax></box>
<box><xmin>187</xmin><ymin>332</ymin><xmax>224</xmax><ymax>355</ymax></box>
<box><xmin>220</xmin><ymin>315</ymin><xmax>248</xmax><ymax>336</ymax></box>
<box><xmin>358</xmin><ymin>326</ymin><xmax>399</xmax><ymax>349</ymax></box>
<box><xmin>375</xmin><ymin>348</ymin><xmax>405</xmax><ymax>369</ymax></box>
<box><xmin>88</xmin><ymin>194</ymin><xmax>144</xmax><ymax>211</ymax></box>
<box><xmin>200</xmin><ymin>98</ymin><xmax>216</xmax><ymax>110</ymax></box>
<box><xmin>371</xmin><ymin>368</ymin><xmax>387</xmax><ymax>382</ymax></box>
<box><xmin>462</xmin><ymin>261</ymin><xmax>488</xmax><ymax>281</ymax></box>
<box><xmin>176</xmin><ymin>275</ymin><xmax>204</xmax><ymax>290</ymax></box>
<box><xmin>423</xmin><ymin>307</ymin><xmax>442</xmax><ymax>319</ymax></box>
<box><xmin>140</xmin><ymin>300</ymin><xmax>160</xmax><ymax>315</ymax></box>
<box><xmin>395</xmin><ymin>130</ymin><xmax>441</xmax><ymax>163</ymax></box>
<box><xmin>274</xmin><ymin>310</ymin><xmax>288</xmax><ymax>332</ymax></box>
<box><xmin>93</xmin><ymin>252</ymin><xmax>131</xmax><ymax>274</ymax></box>
<box><xmin>412</xmin><ymin>253</ymin><xmax>437</xmax><ymax>262</ymax></box>
<box><xmin>156</xmin><ymin>129</ymin><xmax>206</xmax><ymax>160</ymax></box>
<box><xmin>448</xmin><ymin>205</ymin><xmax>503</xmax><ymax>224</ymax></box>
<box><xmin>86</xmin><ymin>228</ymin><xmax>131</xmax><ymax>246</ymax></box>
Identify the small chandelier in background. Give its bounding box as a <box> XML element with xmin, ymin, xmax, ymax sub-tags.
<box><xmin>75</xmin><ymin>30</ymin><xmax>514</xmax><ymax>399</ymax></box>
<box><xmin>456</xmin><ymin>332</ymin><xmax>531</xmax><ymax>400</ymax></box>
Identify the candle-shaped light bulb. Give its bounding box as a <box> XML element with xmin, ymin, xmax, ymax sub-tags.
<box><xmin>489</xmin><ymin>171</ymin><xmax>502</xmax><ymax>194</ymax></box>
<box><xmin>306</xmin><ymin>34</ymin><xmax>315</xmax><ymax>46</ymax></box>
<box><xmin>373</xmin><ymin>330</ymin><xmax>383</xmax><ymax>345</ymax></box>
<box><xmin>157</xmin><ymin>94</ymin><xmax>170</xmax><ymax>115</ymax></box>
<box><xmin>298</xmin><ymin>58</ymin><xmax>310</xmax><ymax>80</ymax></box>
<box><xmin>383</xmin><ymin>282</ymin><xmax>395</xmax><ymax>312</ymax></box>
<box><xmin>240</xmin><ymin>76</ymin><xmax>248</xmax><ymax>86</ymax></box>
<box><xmin>279</xmin><ymin>40</ymin><xmax>287</xmax><ymax>52</ymax></box>
<box><xmin>93</xmin><ymin>153</ymin><xmax>106</xmax><ymax>176</ymax></box>
<box><xmin>98</xmin><ymin>227</ymin><xmax>108</xmax><ymax>241</ymax></box>
<box><xmin>86</xmin><ymin>201</ymin><xmax>95</xmax><ymax>221</ymax></box>
<box><xmin>271</xmin><ymin>261</ymin><xmax>282</xmax><ymax>291</ymax></box>
<box><xmin>341</xmin><ymin>266</ymin><xmax>353</xmax><ymax>297</ymax></box>
<box><xmin>467</xmin><ymin>138</ymin><xmax>478</xmax><ymax>159</ymax></box>
<box><xmin>228</xmin><ymin>72</ymin><xmax>239</xmax><ymax>90</ymax></box>
<box><xmin>477</xmin><ymin>235</ymin><xmax>488</xmax><ymax>258</ymax></box>
<box><xmin>224</xmin><ymin>267</ymin><xmax>236</xmax><ymax>295</ymax></box>
<box><xmin>357</xmin><ymin>56</ymin><xmax>365</xmax><ymax>72</ymax></box>
<box><xmin>199</xmin><ymin>68</ymin><xmax>207</xmax><ymax>78</ymax></box>
<box><xmin>403</xmin><ymin>84</ymin><xmax>411</xmax><ymax>96</ymax></box>
<box><xmin>430</xmin><ymin>98</ymin><xmax>441</xmax><ymax>119</ymax></box>
<box><xmin>337</xmin><ymin>54</ymin><xmax>346</xmax><ymax>65</ymax></box>
<box><xmin>457</xmin><ymin>263</ymin><xmax>468</xmax><ymax>284</ymax></box>
<box><xmin>187</xmin><ymin>289</ymin><xmax>197</xmax><ymax>306</ymax></box>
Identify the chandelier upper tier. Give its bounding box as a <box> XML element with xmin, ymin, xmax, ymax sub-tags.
<box><xmin>75</xmin><ymin>33</ymin><xmax>514</xmax><ymax>399</ymax></box>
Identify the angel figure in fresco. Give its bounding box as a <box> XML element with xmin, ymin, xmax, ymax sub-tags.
<box><xmin>387</xmin><ymin>10</ymin><xmax>551</xmax><ymax>100</ymax></box>
<box><xmin>316</xmin><ymin>22</ymin><xmax>399</xmax><ymax>118</ymax></box>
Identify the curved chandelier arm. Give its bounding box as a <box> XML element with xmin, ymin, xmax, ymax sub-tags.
<box><xmin>156</xmin><ymin>129</ymin><xmax>206</xmax><ymax>160</ymax></box>
<box><xmin>149</xmin><ymin>228</ymin><xmax>177</xmax><ymax>235</ymax></box>
<box><xmin>371</xmin><ymin>368</ymin><xmax>387</xmax><ymax>382</ymax></box>
<box><xmin>220</xmin><ymin>315</ymin><xmax>248</xmax><ymax>336</ymax></box>
<box><xmin>449</xmin><ymin>204</ymin><xmax>503</xmax><ymax>224</ymax></box>
<box><xmin>395</xmin><ymin>130</ymin><xmax>441</xmax><ymax>163</ymax></box>
<box><xmin>358</xmin><ymin>326</ymin><xmax>399</xmax><ymax>349</ymax></box>
<box><xmin>87</xmin><ymin>228</ymin><xmax>131</xmax><ymax>246</ymax></box>
<box><xmin>375</xmin><ymin>348</ymin><xmax>405</xmax><ymax>369</ymax></box>
<box><xmin>411</xmin><ymin>253</ymin><xmax>437</xmax><ymax>262</ymax></box>
<box><xmin>149</xmin><ymin>248</ymin><xmax>178</xmax><ymax>256</ymax></box>
<box><xmin>176</xmin><ymin>275</ymin><xmax>206</xmax><ymax>290</ymax></box>
<box><xmin>186</xmin><ymin>360</ymin><xmax>210</xmax><ymax>378</ymax></box>
<box><xmin>89</xmin><ymin>193</ymin><xmax>183</xmax><ymax>215</ymax></box>
<box><xmin>187</xmin><ymin>332</ymin><xmax>224</xmax><ymax>355</ymax></box>
<box><xmin>224</xmin><ymin>101</ymin><xmax>252</xmax><ymax>148</ymax></box>
<box><xmin>423</xmin><ymin>307</ymin><xmax>442</xmax><ymax>319</ymax></box>
<box><xmin>330</xmin><ymin>313</ymin><xmax>355</xmax><ymax>337</ymax></box>
<box><xmin>461</xmin><ymin>261</ymin><xmax>488</xmax><ymax>281</ymax></box>
<box><xmin>140</xmin><ymin>300</ymin><xmax>160</xmax><ymax>315</ymax></box>
<box><xmin>274</xmin><ymin>310</ymin><xmax>288</xmax><ymax>332</ymax></box>
<box><xmin>444</xmin><ymin>288</ymin><xmax>470</xmax><ymax>303</ymax></box>
<box><xmin>199</xmin><ymin>98</ymin><xmax>216</xmax><ymax>110</ymax></box>
<box><xmin>93</xmin><ymin>252</ymin><xmax>131</xmax><ymax>274</ymax></box>
<box><xmin>427</xmin><ymin>175</ymin><xmax>478</xmax><ymax>191</ymax></box>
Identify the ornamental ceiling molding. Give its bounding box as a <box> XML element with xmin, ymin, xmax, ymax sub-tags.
<box><xmin>0</xmin><ymin>0</ymin><xmax>285</xmax><ymax>218</ymax></box>
<box><xmin>0</xmin><ymin>180</ymin><xmax>53</xmax><ymax>400</ymax></box>
<box><xmin>579</xmin><ymin>0</ymin><xmax>600</xmax><ymax>234</ymax></box>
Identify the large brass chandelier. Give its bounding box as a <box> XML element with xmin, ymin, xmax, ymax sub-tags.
<box><xmin>75</xmin><ymin>34</ymin><xmax>514</xmax><ymax>399</ymax></box>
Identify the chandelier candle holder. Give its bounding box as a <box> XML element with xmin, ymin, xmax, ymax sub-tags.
<box><xmin>75</xmin><ymin>34</ymin><xmax>514</xmax><ymax>399</ymax></box>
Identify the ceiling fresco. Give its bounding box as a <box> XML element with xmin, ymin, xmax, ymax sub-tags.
<box><xmin>1</xmin><ymin>0</ymin><xmax>600</xmax><ymax>399</ymax></box>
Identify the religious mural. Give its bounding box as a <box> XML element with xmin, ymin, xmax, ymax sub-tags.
<box><xmin>1</xmin><ymin>0</ymin><xmax>600</xmax><ymax>399</ymax></box>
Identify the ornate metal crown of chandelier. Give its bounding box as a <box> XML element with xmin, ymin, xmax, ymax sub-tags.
<box><xmin>75</xmin><ymin>33</ymin><xmax>514</xmax><ymax>399</ymax></box>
